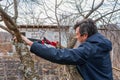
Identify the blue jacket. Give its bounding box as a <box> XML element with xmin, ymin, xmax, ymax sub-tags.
<box><xmin>30</xmin><ymin>33</ymin><xmax>113</xmax><ymax>80</ymax></box>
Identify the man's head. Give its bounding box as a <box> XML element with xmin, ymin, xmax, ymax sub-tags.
<box><xmin>74</xmin><ymin>18</ymin><xmax>98</xmax><ymax>43</ymax></box>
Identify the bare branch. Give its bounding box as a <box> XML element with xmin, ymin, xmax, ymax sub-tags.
<box><xmin>92</xmin><ymin>0</ymin><xmax>95</xmax><ymax>10</ymax></box>
<box><xmin>75</xmin><ymin>0</ymin><xmax>85</xmax><ymax>18</ymax></box>
<box><xmin>0</xmin><ymin>5</ymin><xmax>17</xmax><ymax>29</ymax></box>
<box><xmin>13</xmin><ymin>0</ymin><xmax>18</xmax><ymax>22</ymax></box>
<box><xmin>94</xmin><ymin>8</ymin><xmax>120</xmax><ymax>22</ymax></box>
<box><xmin>4</xmin><ymin>2</ymin><xmax>14</xmax><ymax>11</ymax></box>
<box><xmin>0</xmin><ymin>24</ymin><xmax>14</xmax><ymax>35</ymax></box>
<box><xmin>85</xmin><ymin>0</ymin><xmax>104</xmax><ymax>18</ymax></box>
<box><xmin>42</xmin><ymin>0</ymin><xmax>55</xmax><ymax>23</ymax></box>
<box><xmin>0</xmin><ymin>5</ymin><xmax>22</xmax><ymax>42</ymax></box>
<box><xmin>55</xmin><ymin>0</ymin><xmax>61</xmax><ymax>48</ymax></box>
<box><xmin>57</xmin><ymin>0</ymin><xmax>63</xmax><ymax>8</ymax></box>
<box><xmin>55</xmin><ymin>0</ymin><xmax>60</xmax><ymax>26</ymax></box>
<box><xmin>107</xmin><ymin>0</ymin><xmax>118</xmax><ymax>24</ymax></box>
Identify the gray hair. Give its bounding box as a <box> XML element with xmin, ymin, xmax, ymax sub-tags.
<box><xmin>74</xmin><ymin>19</ymin><xmax>98</xmax><ymax>37</ymax></box>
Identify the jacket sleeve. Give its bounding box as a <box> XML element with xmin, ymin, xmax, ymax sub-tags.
<box><xmin>30</xmin><ymin>42</ymin><xmax>92</xmax><ymax>65</ymax></box>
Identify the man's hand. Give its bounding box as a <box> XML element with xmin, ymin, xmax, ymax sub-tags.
<box><xmin>13</xmin><ymin>35</ymin><xmax>33</xmax><ymax>46</ymax></box>
<box><xmin>21</xmin><ymin>35</ymin><xmax>33</xmax><ymax>46</ymax></box>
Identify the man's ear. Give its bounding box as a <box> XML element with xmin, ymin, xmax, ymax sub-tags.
<box><xmin>83</xmin><ymin>34</ymin><xmax>88</xmax><ymax>39</ymax></box>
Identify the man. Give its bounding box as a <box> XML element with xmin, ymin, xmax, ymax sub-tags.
<box><xmin>21</xmin><ymin>19</ymin><xmax>113</xmax><ymax>80</ymax></box>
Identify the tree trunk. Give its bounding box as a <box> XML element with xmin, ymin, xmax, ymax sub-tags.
<box><xmin>59</xmin><ymin>37</ymin><xmax>83</xmax><ymax>80</ymax></box>
<box><xmin>15</xmin><ymin>42</ymin><xmax>40</xmax><ymax>80</ymax></box>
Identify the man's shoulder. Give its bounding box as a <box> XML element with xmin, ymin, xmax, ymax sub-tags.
<box><xmin>78</xmin><ymin>42</ymin><xmax>94</xmax><ymax>51</ymax></box>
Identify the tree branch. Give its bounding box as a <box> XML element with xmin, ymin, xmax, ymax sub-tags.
<box><xmin>0</xmin><ymin>5</ymin><xmax>17</xmax><ymax>29</ymax></box>
<box><xmin>85</xmin><ymin>0</ymin><xmax>104</xmax><ymax>18</ymax></box>
<box><xmin>94</xmin><ymin>8</ymin><xmax>120</xmax><ymax>22</ymax></box>
<box><xmin>13</xmin><ymin>0</ymin><xmax>18</xmax><ymax>23</ymax></box>
<box><xmin>75</xmin><ymin>0</ymin><xmax>85</xmax><ymax>18</ymax></box>
<box><xmin>55</xmin><ymin>0</ymin><xmax>61</xmax><ymax>48</ymax></box>
<box><xmin>107</xmin><ymin>0</ymin><xmax>118</xmax><ymax>24</ymax></box>
<box><xmin>0</xmin><ymin>24</ymin><xmax>14</xmax><ymax>35</ymax></box>
<box><xmin>0</xmin><ymin>5</ymin><xmax>22</xmax><ymax>42</ymax></box>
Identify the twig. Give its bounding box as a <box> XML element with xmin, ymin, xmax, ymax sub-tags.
<box><xmin>113</xmin><ymin>67</ymin><xmax>120</xmax><ymax>72</ymax></box>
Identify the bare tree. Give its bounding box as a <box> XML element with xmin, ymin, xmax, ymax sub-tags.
<box><xmin>0</xmin><ymin>0</ymin><xmax>40</xmax><ymax>80</ymax></box>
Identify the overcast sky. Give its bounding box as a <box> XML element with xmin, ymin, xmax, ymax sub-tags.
<box><xmin>0</xmin><ymin>0</ymin><xmax>120</xmax><ymax>31</ymax></box>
